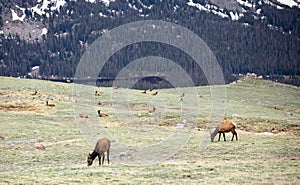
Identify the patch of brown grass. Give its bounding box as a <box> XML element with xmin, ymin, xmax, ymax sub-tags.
<box><xmin>0</xmin><ymin>101</ymin><xmax>38</xmax><ymax>112</ymax></box>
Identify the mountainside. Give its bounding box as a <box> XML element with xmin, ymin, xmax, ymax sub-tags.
<box><xmin>0</xmin><ymin>0</ymin><xmax>299</xmax><ymax>87</ymax></box>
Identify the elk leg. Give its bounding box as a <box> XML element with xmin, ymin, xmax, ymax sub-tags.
<box><xmin>223</xmin><ymin>133</ymin><xmax>226</xmax><ymax>141</ymax></box>
<box><xmin>107</xmin><ymin>150</ymin><xmax>110</xmax><ymax>164</ymax></box>
<box><xmin>218</xmin><ymin>133</ymin><xmax>221</xmax><ymax>141</ymax></box>
<box><xmin>98</xmin><ymin>155</ymin><xmax>101</xmax><ymax>165</ymax></box>
<box><xmin>102</xmin><ymin>155</ymin><xmax>105</xmax><ymax>166</ymax></box>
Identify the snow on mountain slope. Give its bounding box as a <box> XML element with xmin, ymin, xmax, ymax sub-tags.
<box><xmin>1</xmin><ymin>0</ymin><xmax>299</xmax><ymax>42</ymax></box>
<box><xmin>187</xmin><ymin>0</ymin><xmax>299</xmax><ymax>21</ymax></box>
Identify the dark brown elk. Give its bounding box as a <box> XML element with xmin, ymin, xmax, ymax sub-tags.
<box><xmin>87</xmin><ymin>137</ymin><xmax>111</xmax><ymax>166</ymax></box>
<box><xmin>210</xmin><ymin>121</ymin><xmax>238</xmax><ymax>142</ymax></box>
<box><xmin>97</xmin><ymin>110</ymin><xmax>108</xmax><ymax>117</ymax></box>
<box><xmin>46</xmin><ymin>101</ymin><xmax>55</xmax><ymax>107</ymax></box>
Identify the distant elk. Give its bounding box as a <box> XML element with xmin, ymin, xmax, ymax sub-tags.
<box><xmin>141</xmin><ymin>89</ymin><xmax>147</xmax><ymax>94</ymax></box>
<box><xmin>79</xmin><ymin>114</ymin><xmax>89</xmax><ymax>118</ymax></box>
<box><xmin>210</xmin><ymin>121</ymin><xmax>238</xmax><ymax>142</ymax></box>
<box><xmin>148</xmin><ymin>106</ymin><xmax>156</xmax><ymax>113</ymax></box>
<box><xmin>151</xmin><ymin>91</ymin><xmax>158</xmax><ymax>96</ymax></box>
<box><xmin>46</xmin><ymin>101</ymin><xmax>55</xmax><ymax>107</ymax></box>
<box><xmin>95</xmin><ymin>91</ymin><xmax>101</xmax><ymax>96</ymax></box>
<box><xmin>87</xmin><ymin>137</ymin><xmax>111</xmax><ymax>166</ymax></box>
<box><xmin>97</xmin><ymin>110</ymin><xmax>108</xmax><ymax>117</ymax></box>
<box><xmin>31</xmin><ymin>90</ymin><xmax>37</xmax><ymax>96</ymax></box>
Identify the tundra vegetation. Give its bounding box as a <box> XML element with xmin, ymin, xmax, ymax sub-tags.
<box><xmin>0</xmin><ymin>76</ymin><xmax>299</xmax><ymax>184</ymax></box>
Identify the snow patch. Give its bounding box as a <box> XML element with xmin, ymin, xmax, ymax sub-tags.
<box><xmin>230</xmin><ymin>11</ymin><xmax>244</xmax><ymax>21</ymax></box>
<box><xmin>11</xmin><ymin>9</ymin><xmax>26</xmax><ymax>22</ymax></box>
<box><xmin>99</xmin><ymin>0</ymin><xmax>115</xmax><ymax>6</ymax></box>
<box><xmin>42</xmin><ymin>28</ymin><xmax>48</xmax><ymax>35</ymax></box>
<box><xmin>211</xmin><ymin>10</ymin><xmax>229</xmax><ymax>18</ymax></box>
<box><xmin>237</xmin><ymin>0</ymin><xmax>255</xmax><ymax>8</ymax></box>
<box><xmin>187</xmin><ymin>0</ymin><xmax>229</xmax><ymax>19</ymax></box>
<box><xmin>275</xmin><ymin>0</ymin><xmax>299</xmax><ymax>8</ymax></box>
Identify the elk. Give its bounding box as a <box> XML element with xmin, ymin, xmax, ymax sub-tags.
<box><xmin>141</xmin><ymin>90</ymin><xmax>147</xmax><ymax>94</ymax></box>
<box><xmin>31</xmin><ymin>90</ymin><xmax>37</xmax><ymax>96</ymax></box>
<box><xmin>210</xmin><ymin>121</ymin><xmax>238</xmax><ymax>142</ymax></box>
<box><xmin>46</xmin><ymin>101</ymin><xmax>55</xmax><ymax>107</ymax></box>
<box><xmin>151</xmin><ymin>91</ymin><xmax>158</xmax><ymax>96</ymax></box>
<box><xmin>35</xmin><ymin>144</ymin><xmax>46</xmax><ymax>150</ymax></box>
<box><xmin>148</xmin><ymin>106</ymin><xmax>156</xmax><ymax>113</ymax></box>
<box><xmin>87</xmin><ymin>137</ymin><xmax>111</xmax><ymax>166</ymax></box>
<box><xmin>95</xmin><ymin>91</ymin><xmax>101</xmax><ymax>96</ymax></box>
<box><xmin>79</xmin><ymin>114</ymin><xmax>89</xmax><ymax>118</ymax></box>
<box><xmin>97</xmin><ymin>110</ymin><xmax>108</xmax><ymax>117</ymax></box>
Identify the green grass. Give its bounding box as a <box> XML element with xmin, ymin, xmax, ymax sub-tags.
<box><xmin>0</xmin><ymin>76</ymin><xmax>299</xmax><ymax>184</ymax></box>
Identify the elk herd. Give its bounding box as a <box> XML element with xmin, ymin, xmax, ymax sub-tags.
<box><xmin>30</xmin><ymin>86</ymin><xmax>238</xmax><ymax>167</ymax></box>
<box><xmin>85</xmin><ymin>87</ymin><xmax>238</xmax><ymax>167</ymax></box>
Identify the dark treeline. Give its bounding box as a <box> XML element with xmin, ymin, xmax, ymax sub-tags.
<box><xmin>0</xmin><ymin>0</ymin><xmax>299</xmax><ymax>87</ymax></box>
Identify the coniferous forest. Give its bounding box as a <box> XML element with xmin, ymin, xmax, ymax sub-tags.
<box><xmin>0</xmin><ymin>0</ymin><xmax>299</xmax><ymax>87</ymax></box>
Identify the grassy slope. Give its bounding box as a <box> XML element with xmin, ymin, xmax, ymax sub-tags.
<box><xmin>0</xmin><ymin>76</ymin><xmax>299</xmax><ymax>184</ymax></box>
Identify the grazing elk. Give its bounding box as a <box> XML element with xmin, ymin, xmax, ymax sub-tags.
<box><xmin>46</xmin><ymin>101</ymin><xmax>55</xmax><ymax>107</ymax></box>
<box><xmin>210</xmin><ymin>121</ymin><xmax>238</xmax><ymax>142</ymax></box>
<box><xmin>97</xmin><ymin>110</ymin><xmax>108</xmax><ymax>117</ymax></box>
<box><xmin>87</xmin><ymin>137</ymin><xmax>111</xmax><ymax>166</ymax></box>
<box><xmin>79</xmin><ymin>114</ymin><xmax>89</xmax><ymax>118</ymax></box>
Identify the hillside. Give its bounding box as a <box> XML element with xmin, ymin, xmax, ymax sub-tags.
<box><xmin>0</xmin><ymin>77</ymin><xmax>299</xmax><ymax>184</ymax></box>
<box><xmin>0</xmin><ymin>0</ymin><xmax>299</xmax><ymax>87</ymax></box>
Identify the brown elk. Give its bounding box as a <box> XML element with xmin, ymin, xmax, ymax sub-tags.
<box><xmin>97</xmin><ymin>110</ymin><xmax>108</xmax><ymax>117</ymax></box>
<box><xmin>151</xmin><ymin>91</ymin><xmax>158</xmax><ymax>96</ymax></box>
<box><xmin>35</xmin><ymin>144</ymin><xmax>46</xmax><ymax>150</ymax></box>
<box><xmin>210</xmin><ymin>121</ymin><xmax>238</xmax><ymax>142</ymax></box>
<box><xmin>141</xmin><ymin>90</ymin><xmax>147</xmax><ymax>94</ymax></box>
<box><xmin>31</xmin><ymin>90</ymin><xmax>37</xmax><ymax>96</ymax></box>
<box><xmin>79</xmin><ymin>114</ymin><xmax>89</xmax><ymax>118</ymax></box>
<box><xmin>46</xmin><ymin>101</ymin><xmax>55</xmax><ymax>107</ymax></box>
<box><xmin>87</xmin><ymin>137</ymin><xmax>111</xmax><ymax>166</ymax></box>
<box><xmin>95</xmin><ymin>91</ymin><xmax>101</xmax><ymax>96</ymax></box>
<box><xmin>148</xmin><ymin>106</ymin><xmax>156</xmax><ymax>113</ymax></box>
